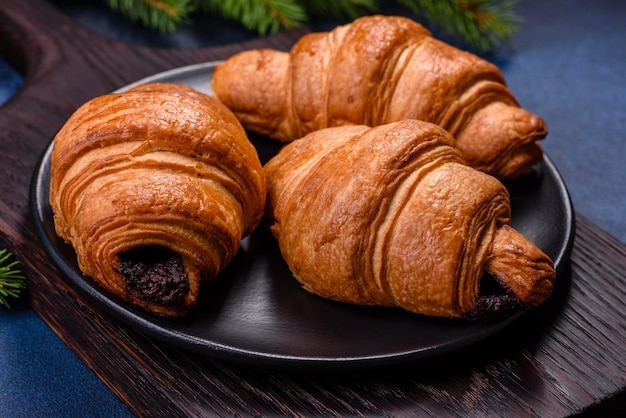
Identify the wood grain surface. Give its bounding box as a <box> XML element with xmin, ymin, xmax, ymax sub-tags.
<box><xmin>1</xmin><ymin>0</ymin><xmax>624</xmax><ymax>416</ymax></box>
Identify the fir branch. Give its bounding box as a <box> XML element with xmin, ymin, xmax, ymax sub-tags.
<box><xmin>202</xmin><ymin>0</ymin><xmax>308</xmax><ymax>35</ymax></box>
<box><xmin>105</xmin><ymin>0</ymin><xmax>195</xmax><ymax>32</ymax></box>
<box><xmin>105</xmin><ymin>0</ymin><xmax>521</xmax><ymax>52</ymax></box>
<box><xmin>396</xmin><ymin>0</ymin><xmax>521</xmax><ymax>52</ymax></box>
<box><xmin>0</xmin><ymin>249</ymin><xmax>26</xmax><ymax>309</ymax></box>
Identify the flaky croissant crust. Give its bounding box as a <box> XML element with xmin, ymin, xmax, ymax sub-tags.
<box><xmin>49</xmin><ymin>82</ymin><xmax>266</xmax><ymax>317</ymax></box>
<box><xmin>213</xmin><ymin>15</ymin><xmax>547</xmax><ymax>180</ymax></box>
<box><xmin>264</xmin><ymin>119</ymin><xmax>555</xmax><ymax>318</ymax></box>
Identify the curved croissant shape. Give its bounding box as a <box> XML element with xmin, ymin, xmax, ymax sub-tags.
<box><xmin>264</xmin><ymin>119</ymin><xmax>555</xmax><ymax>319</ymax></box>
<box><xmin>49</xmin><ymin>82</ymin><xmax>266</xmax><ymax>317</ymax></box>
<box><xmin>213</xmin><ymin>15</ymin><xmax>547</xmax><ymax>180</ymax></box>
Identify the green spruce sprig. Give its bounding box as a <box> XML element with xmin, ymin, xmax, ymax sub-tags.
<box><xmin>103</xmin><ymin>0</ymin><xmax>521</xmax><ymax>52</ymax></box>
<box><xmin>199</xmin><ymin>0</ymin><xmax>309</xmax><ymax>36</ymax></box>
<box><xmin>106</xmin><ymin>0</ymin><xmax>195</xmax><ymax>32</ymax></box>
<box><xmin>396</xmin><ymin>0</ymin><xmax>522</xmax><ymax>52</ymax></box>
<box><xmin>0</xmin><ymin>249</ymin><xmax>26</xmax><ymax>308</ymax></box>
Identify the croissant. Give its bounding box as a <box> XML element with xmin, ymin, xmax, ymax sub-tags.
<box><xmin>264</xmin><ymin>119</ymin><xmax>555</xmax><ymax>319</ymax></box>
<box><xmin>213</xmin><ymin>15</ymin><xmax>547</xmax><ymax>180</ymax></box>
<box><xmin>49</xmin><ymin>82</ymin><xmax>266</xmax><ymax>317</ymax></box>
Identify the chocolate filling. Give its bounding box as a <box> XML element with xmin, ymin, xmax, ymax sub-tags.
<box><xmin>119</xmin><ymin>247</ymin><xmax>190</xmax><ymax>308</ymax></box>
<box><xmin>464</xmin><ymin>273</ymin><xmax>525</xmax><ymax>321</ymax></box>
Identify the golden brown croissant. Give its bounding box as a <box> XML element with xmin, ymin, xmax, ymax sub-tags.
<box><xmin>213</xmin><ymin>15</ymin><xmax>547</xmax><ymax>180</ymax></box>
<box><xmin>49</xmin><ymin>82</ymin><xmax>266</xmax><ymax>317</ymax></box>
<box><xmin>264</xmin><ymin>119</ymin><xmax>555</xmax><ymax>319</ymax></box>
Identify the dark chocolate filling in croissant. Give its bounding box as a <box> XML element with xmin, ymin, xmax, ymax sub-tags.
<box><xmin>464</xmin><ymin>273</ymin><xmax>524</xmax><ymax>321</ymax></box>
<box><xmin>119</xmin><ymin>247</ymin><xmax>190</xmax><ymax>308</ymax></box>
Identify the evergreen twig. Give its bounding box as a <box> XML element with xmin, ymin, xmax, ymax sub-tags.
<box><xmin>397</xmin><ymin>0</ymin><xmax>521</xmax><ymax>51</ymax></box>
<box><xmin>105</xmin><ymin>0</ymin><xmax>195</xmax><ymax>32</ymax></box>
<box><xmin>103</xmin><ymin>0</ymin><xmax>521</xmax><ymax>52</ymax></box>
<box><xmin>0</xmin><ymin>249</ymin><xmax>26</xmax><ymax>309</ymax></box>
<box><xmin>200</xmin><ymin>0</ymin><xmax>308</xmax><ymax>35</ymax></box>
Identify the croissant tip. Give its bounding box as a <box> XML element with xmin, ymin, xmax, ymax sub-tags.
<box><xmin>485</xmin><ymin>225</ymin><xmax>556</xmax><ymax>308</ymax></box>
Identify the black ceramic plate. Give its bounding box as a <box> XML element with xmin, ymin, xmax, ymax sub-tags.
<box><xmin>30</xmin><ymin>62</ymin><xmax>575</xmax><ymax>369</ymax></box>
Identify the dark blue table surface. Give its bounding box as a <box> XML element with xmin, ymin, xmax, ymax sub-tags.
<box><xmin>1</xmin><ymin>0</ymin><xmax>624</xmax><ymax>416</ymax></box>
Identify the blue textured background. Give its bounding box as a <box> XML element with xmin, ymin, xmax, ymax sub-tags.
<box><xmin>1</xmin><ymin>0</ymin><xmax>624</xmax><ymax>416</ymax></box>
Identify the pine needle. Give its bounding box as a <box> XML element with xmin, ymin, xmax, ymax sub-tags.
<box><xmin>104</xmin><ymin>0</ymin><xmax>521</xmax><ymax>52</ymax></box>
<box><xmin>203</xmin><ymin>0</ymin><xmax>308</xmax><ymax>35</ymax></box>
<box><xmin>397</xmin><ymin>0</ymin><xmax>522</xmax><ymax>52</ymax></box>
<box><xmin>0</xmin><ymin>249</ymin><xmax>26</xmax><ymax>309</ymax></box>
<box><xmin>105</xmin><ymin>0</ymin><xmax>195</xmax><ymax>32</ymax></box>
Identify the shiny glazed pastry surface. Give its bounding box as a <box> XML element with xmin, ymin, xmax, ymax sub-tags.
<box><xmin>213</xmin><ymin>15</ymin><xmax>547</xmax><ymax>180</ymax></box>
<box><xmin>264</xmin><ymin>120</ymin><xmax>555</xmax><ymax>319</ymax></box>
<box><xmin>49</xmin><ymin>82</ymin><xmax>266</xmax><ymax>317</ymax></box>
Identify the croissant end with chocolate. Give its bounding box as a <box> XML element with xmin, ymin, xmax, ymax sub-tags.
<box><xmin>213</xmin><ymin>15</ymin><xmax>547</xmax><ymax>180</ymax></box>
<box><xmin>264</xmin><ymin>119</ymin><xmax>555</xmax><ymax>319</ymax></box>
<box><xmin>49</xmin><ymin>82</ymin><xmax>266</xmax><ymax>317</ymax></box>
